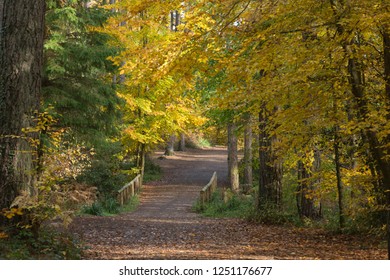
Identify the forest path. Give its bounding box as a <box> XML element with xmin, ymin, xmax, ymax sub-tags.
<box><xmin>70</xmin><ymin>148</ymin><xmax>386</xmax><ymax>259</ymax></box>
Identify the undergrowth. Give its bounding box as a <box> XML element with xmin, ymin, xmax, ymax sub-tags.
<box><xmin>193</xmin><ymin>190</ymin><xmax>253</xmax><ymax>219</ymax></box>
<box><xmin>194</xmin><ymin>189</ymin><xmax>296</xmax><ymax>225</ymax></box>
<box><xmin>80</xmin><ymin>156</ymin><xmax>159</xmax><ymax>216</ymax></box>
<box><xmin>0</xmin><ymin>228</ymin><xmax>82</xmax><ymax>260</ymax></box>
<box><xmin>143</xmin><ymin>158</ymin><xmax>162</xmax><ymax>183</ymax></box>
<box><xmin>80</xmin><ymin>195</ymin><xmax>139</xmax><ymax>216</ymax></box>
<box><xmin>195</xmin><ymin>188</ymin><xmax>386</xmax><ymax>241</ymax></box>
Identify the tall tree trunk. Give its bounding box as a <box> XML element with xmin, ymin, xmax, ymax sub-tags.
<box><xmin>382</xmin><ymin>27</ymin><xmax>390</xmax><ymax>260</ymax></box>
<box><xmin>109</xmin><ymin>0</ymin><xmax>117</xmax><ymax>85</ymax></box>
<box><xmin>296</xmin><ymin>147</ymin><xmax>322</xmax><ymax>220</ymax></box>
<box><xmin>334</xmin><ymin>126</ymin><xmax>345</xmax><ymax>230</ymax></box>
<box><xmin>227</xmin><ymin>122</ymin><xmax>239</xmax><ymax>192</ymax></box>
<box><xmin>178</xmin><ymin>133</ymin><xmax>186</xmax><ymax>151</ymax></box>
<box><xmin>297</xmin><ymin>160</ymin><xmax>319</xmax><ymax>220</ymax></box>
<box><xmin>243</xmin><ymin>114</ymin><xmax>253</xmax><ymax>193</ymax></box>
<box><xmin>138</xmin><ymin>143</ymin><xmax>146</xmax><ymax>178</ymax></box>
<box><xmin>164</xmin><ymin>134</ymin><xmax>176</xmax><ymax>156</ymax></box>
<box><xmin>258</xmin><ymin>106</ymin><xmax>282</xmax><ymax>208</ymax></box>
<box><xmin>0</xmin><ymin>1</ymin><xmax>46</xmax><ymax>213</ymax></box>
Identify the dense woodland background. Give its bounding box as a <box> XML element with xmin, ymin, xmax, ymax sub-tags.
<box><xmin>0</xmin><ymin>0</ymin><xmax>389</xmax><ymax>259</ymax></box>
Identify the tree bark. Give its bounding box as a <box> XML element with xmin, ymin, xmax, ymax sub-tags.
<box><xmin>227</xmin><ymin>122</ymin><xmax>239</xmax><ymax>192</ymax></box>
<box><xmin>258</xmin><ymin>106</ymin><xmax>282</xmax><ymax>208</ymax></box>
<box><xmin>382</xmin><ymin>27</ymin><xmax>390</xmax><ymax>260</ymax></box>
<box><xmin>243</xmin><ymin>114</ymin><xmax>253</xmax><ymax>193</ymax></box>
<box><xmin>139</xmin><ymin>143</ymin><xmax>146</xmax><ymax>178</ymax></box>
<box><xmin>296</xmin><ymin>147</ymin><xmax>322</xmax><ymax>220</ymax></box>
<box><xmin>384</xmin><ymin>29</ymin><xmax>390</xmax><ymax>101</ymax></box>
<box><xmin>164</xmin><ymin>134</ymin><xmax>176</xmax><ymax>156</ymax></box>
<box><xmin>178</xmin><ymin>133</ymin><xmax>186</xmax><ymax>151</ymax></box>
<box><xmin>334</xmin><ymin>126</ymin><xmax>345</xmax><ymax>229</ymax></box>
<box><xmin>296</xmin><ymin>159</ymin><xmax>321</xmax><ymax>220</ymax></box>
<box><xmin>0</xmin><ymin>1</ymin><xmax>45</xmax><ymax>212</ymax></box>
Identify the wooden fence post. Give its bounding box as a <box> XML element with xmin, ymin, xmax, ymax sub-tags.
<box><xmin>199</xmin><ymin>172</ymin><xmax>217</xmax><ymax>208</ymax></box>
<box><xmin>117</xmin><ymin>174</ymin><xmax>143</xmax><ymax>206</ymax></box>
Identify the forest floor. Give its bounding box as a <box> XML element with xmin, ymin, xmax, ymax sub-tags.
<box><xmin>70</xmin><ymin>147</ymin><xmax>387</xmax><ymax>259</ymax></box>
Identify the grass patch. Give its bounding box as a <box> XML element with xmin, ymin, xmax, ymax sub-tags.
<box><xmin>246</xmin><ymin>203</ymin><xmax>297</xmax><ymax>225</ymax></box>
<box><xmin>194</xmin><ymin>189</ymin><xmax>297</xmax><ymax>225</ymax></box>
<box><xmin>194</xmin><ymin>190</ymin><xmax>254</xmax><ymax>219</ymax></box>
<box><xmin>80</xmin><ymin>195</ymin><xmax>139</xmax><ymax>216</ymax></box>
<box><xmin>120</xmin><ymin>195</ymin><xmax>140</xmax><ymax>213</ymax></box>
<box><xmin>185</xmin><ymin>136</ymin><xmax>212</xmax><ymax>149</ymax></box>
<box><xmin>143</xmin><ymin>157</ymin><xmax>162</xmax><ymax>183</ymax></box>
<box><xmin>81</xmin><ymin>201</ymin><xmax>105</xmax><ymax>216</ymax></box>
<box><xmin>197</xmin><ymin>138</ymin><xmax>212</xmax><ymax>148</ymax></box>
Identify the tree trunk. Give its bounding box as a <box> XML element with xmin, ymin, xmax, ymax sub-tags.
<box><xmin>382</xmin><ymin>27</ymin><xmax>390</xmax><ymax>260</ymax></box>
<box><xmin>84</xmin><ymin>1</ymin><xmax>93</xmax><ymax>8</ymax></box>
<box><xmin>178</xmin><ymin>133</ymin><xmax>186</xmax><ymax>151</ymax></box>
<box><xmin>384</xmin><ymin>29</ymin><xmax>390</xmax><ymax>101</ymax></box>
<box><xmin>258</xmin><ymin>106</ymin><xmax>282</xmax><ymax>208</ymax></box>
<box><xmin>164</xmin><ymin>134</ymin><xmax>176</xmax><ymax>156</ymax></box>
<box><xmin>139</xmin><ymin>143</ymin><xmax>146</xmax><ymax>178</ymax></box>
<box><xmin>334</xmin><ymin>127</ymin><xmax>345</xmax><ymax>230</ymax></box>
<box><xmin>227</xmin><ymin>122</ymin><xmax>239</xmax><ymax>192</ymax></box>
<box><xmin>296</xmin><ymin>159</ymin><xmax>321</xmax><ymax>220</ymax></box>
<box><xmin>0</xmin><ymin>1</ymin><xmax>45</xmax><ymax>212</ymax></box>
<box><xmin>243</xmin><ymin>114</ymin><xmax>253</xmax><ymax>193</ymax></box>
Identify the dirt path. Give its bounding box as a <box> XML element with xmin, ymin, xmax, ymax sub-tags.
<box><xmin>70</xmin><ymin>148</ymin><xmax>386</xmax><ymax>259</ymax></box>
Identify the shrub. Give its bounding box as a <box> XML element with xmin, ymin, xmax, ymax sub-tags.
<box><xmin>81</xmin><ymin>202</ymin><xmax>104</xmax><ymax>216</ymax></box>
<box><xmin>0</xmin><ymin>228</ymin><xmax>82</xmax><ymax>259</ymax></box>
<box><xmin>246</xmin><ymin>203</ymin><xmax>296</xmax><ymax>225</ymax></box>
<box><xmin>143</xmin><ymin>157</ymin><xmax>162</xmax><ymax>183</ymax></box>
<box><xmin>194</xmin><ymin>190</ymin><xmax>254</xmax><ymax>218</ymax></box>
<box><xmin>103</xmin><ymin>197</ymin><xmax>120</xmax><ymax>214</ymax></box>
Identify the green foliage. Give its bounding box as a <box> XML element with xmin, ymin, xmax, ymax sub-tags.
<box><xmin>80</xmin><ymin>159</ymin><xmax>129</xmax><ymax>196</ymax></box>
<box><xmin>119</xmin><ymin>195</ymin><xmax>140</xmax><ymax>213</ymax></box>
<box><xmin>43</xmin><ymin>1</ymin><xmax>124</xmax><ymax>159</ymax></box>
<box><xmin>143</xmin><ymin>157</ymin><xmax>162</xmax><ymax>183</ymax></box>
<box><xmin>196</xmin><ymin>138</ymin><xmax>212</xmax><ymax>148</ymax></box>
<box><xmin>0</xmin><ymin>228</ymin><xmax>82</xmax><ymax>260</ymax></box>
<box><xmin>247</xmin><ymin>203</ymin><xmax>297</xmax><ymax>226</ymax></box>
<box><xmin>42</xmin><ymin>2</ymin><xmax>131</xmax><ymax>225</ymax></box>
<box><xmin>103</xmin><ymin>197</ymin><xmax>121</xmax><ymax>214</ymax></box>
<box><xmin>194</xmin><ymin>190</ymin><xmax>254</xmax><ymax>219</ymax></box>
<box><xmin>80</xmin><ymin>195</ymin><xmax>139</xmax><ymax>216</ymax></box>
<box><xmin>43</xmin><ymin>3</ymin><xmax>123</xmax><ymax>145</ymax></box>
<box><xmin>81</xmin><ymin>201</ymin><xmax>104</xmax><ymax>216</ymax></box>
<box><xmin>194</xmin><ymin>186</ymin><xmax>297</xmax><ymax>225</ymax></box>
<box><xmin>185</xmin><ymin>134</ymin><xmax>213</xmax><ymax>149</ymax></box>
<box><xmin>78</xmin><ymin>142</ymin><xmax>130</xmax><ymax>197</ymax></box>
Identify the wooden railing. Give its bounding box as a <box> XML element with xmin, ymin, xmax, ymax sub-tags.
<box><xmin>117</xmin><ymin>174</ymin><xmax>142</xmax><ymax>206</ymax></box>
<box><xmin>199</xmin><ymin>171</ymin><xmax>217</xmax><ymax>207</ymax></box>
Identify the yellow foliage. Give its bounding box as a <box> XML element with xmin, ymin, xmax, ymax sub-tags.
<box><xmin>0</xmin><ymin>232</ymin><xmax>8</xmax><ymax>239</ymax></box>
<box><xmin>101</xmin><ymin>0</ymin><xmax>210</xmax><ymax>151</ymax></box>
<box><xmin>1</xmin><ymin>206</ymin><xmax>24</xmax><ymax>220</ymax></box>
<box><xmin>96</xmin><ymin>0</ymin><xmax>389</xmax><ymax>223</ymax></box>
